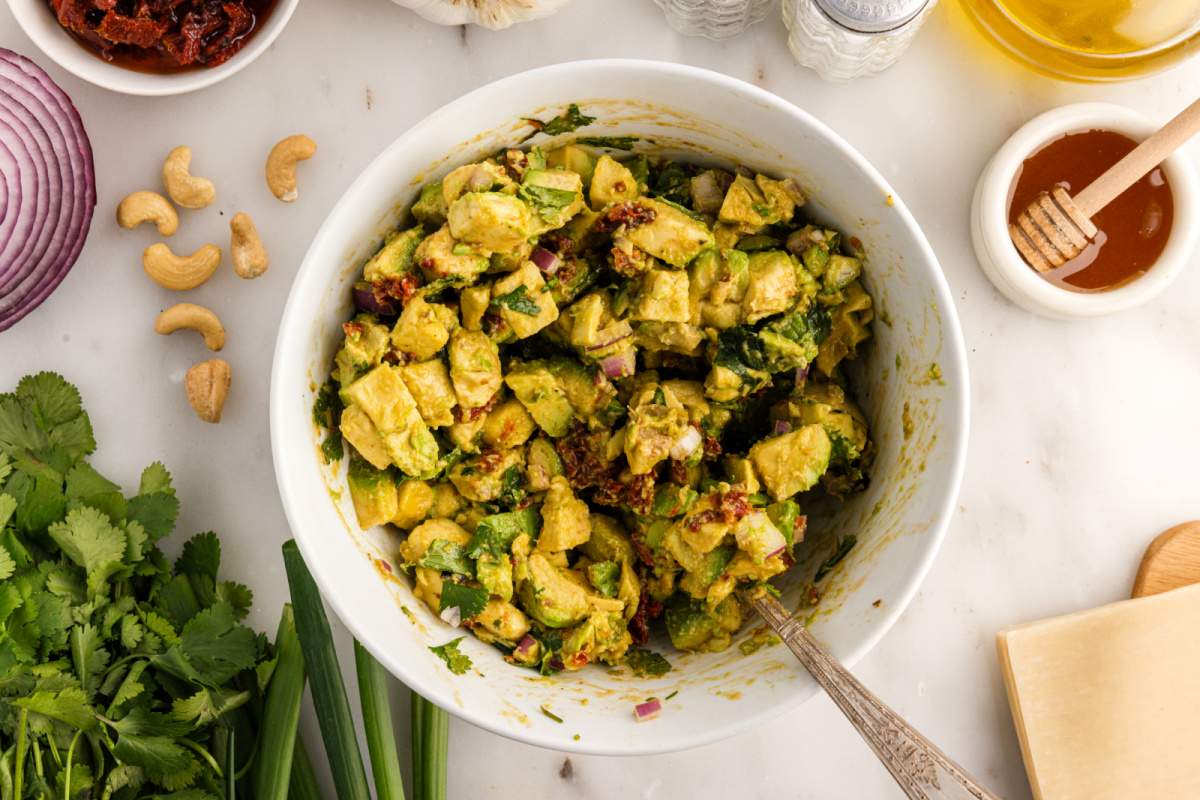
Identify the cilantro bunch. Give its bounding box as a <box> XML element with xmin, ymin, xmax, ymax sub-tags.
<box><xmin>0</xmin><ymin>373</ymin><xmax>277</xmax><ymax>800</ymax></box>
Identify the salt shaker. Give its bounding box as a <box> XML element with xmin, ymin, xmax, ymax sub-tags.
<box><xmin>781</xmin><ymin>0</ymin><xmax>937</xmax><ymax>80</ymax></box>
<box><xmin>653</xmin><ymin>0</ymin><xmax>775</xmax><ymax>40</ymax></box>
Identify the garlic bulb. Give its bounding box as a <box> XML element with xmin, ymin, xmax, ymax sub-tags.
<box><xmin>392</xmin><ymin>0</ymin><xmax>573</xmax><ymax>29</ymax></box>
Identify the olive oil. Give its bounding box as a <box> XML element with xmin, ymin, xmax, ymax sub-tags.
<box><xmin>961</xmin><ymin>0</ymin><xmax>1200</xmax><ymax>81</ymax></box>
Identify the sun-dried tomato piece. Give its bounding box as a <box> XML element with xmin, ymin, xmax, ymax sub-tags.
<box><xmin>96</xmin><ymin>13</ymin><xmax>168</xmax><ymax>47</ymax></box>
<box><xmin>594</xmin><ymin>201</ymin><xmax>656</xmax><ymax>234</ymax></box>
<box><xmin>628</xmin><ymin>590</ymin><xmax>663</xmax><ymax>645</ymax></box>
<box><xmin>556</xmin><ymin>427</ymin><xmax>617</xmax><ymax>490</ymax></box>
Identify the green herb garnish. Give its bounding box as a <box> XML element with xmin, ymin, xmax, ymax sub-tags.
<box><xmin>625</xmin><ymin>648</ymin><xmax>672</xmax><ymax>678</ymax></box>
<box><xmin>438</xmin><ymin>582</ymin><xmax>488</xmax><ymax>620</ymax></box>
<box><xmin>814</xmin><ymin>535</ymin><xmax>857</xmax><ymax>582</ymax></box>
<box><xmin>525</xmin><ymin>103</ymin><xmax>596</xmax><ymax>137</ymax></box>
<box><xmin>417</xmin><ymin>539</ymin><xmax>475</xmax><ymax>576</ymax></box>
<box><xmin>428</xmin><ymin>638</ymin><xmax>473</xmax><ymax>675</ymax></box>
<box><xmin>490</xmin><ymin>285</ymin><xmax>542</xmax><ymax>316</ymax></box>
<box><xmin>577</xmin><ymin>136</ymin><xmax>638</xmax><ymax>150</ymax></box>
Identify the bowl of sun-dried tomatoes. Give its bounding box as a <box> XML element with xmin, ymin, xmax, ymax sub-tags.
<box><xmin>8</xmin><ymin>0</ymin><xmax>299</xmax><ymax>95</ymax></box>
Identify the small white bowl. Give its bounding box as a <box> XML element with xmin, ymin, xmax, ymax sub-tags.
<box><xmin>6</xmin><ymin>0</ymin><xmax>298</xmax><ymax>96</ymax></box>
<box><xmin>971</xmin><ymin>103</ymin><xmax>1199</xmax><ymax>319</ymax></box>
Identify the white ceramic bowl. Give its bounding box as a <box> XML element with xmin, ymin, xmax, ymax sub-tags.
<box><xmin>6</xmin><ymin>0</ymin><xmax>298</xmax><ymax>95</ymax></box>
<box><xmin>270</xmin><ymin>59</ymin><xmax>969</xmax><ymax>755</ymax></box>
<box><xmin>971</xmin><ymin>103</ymin><xmax>1200</xmax><ymax>320</ymax></box>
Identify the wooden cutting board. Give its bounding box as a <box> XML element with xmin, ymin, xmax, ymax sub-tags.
<box><xmin>1131</xmin><ymin>520</ymin><xmax>1200</xmax><ymax>598</ymax></box>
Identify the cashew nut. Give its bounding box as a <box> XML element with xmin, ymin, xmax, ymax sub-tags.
<box><xmin>143</xmin><ymin>243</ymin><xmax>222</xmax><ymax>291</ymax></box>
<box><xmin>185</xmin><ymin>358</ymin><xmax>232</xmax><ymax>424</ymax></box>
<box><xmin>265</xmin><ymin>134</ymin><xmax>316</xmax><ymax>202</ymax></box>
<box><xmin>230</xmin><ymin>212</ymin><xmax>269</xmax><ymax>279</ymax></box>
<box><xmin>155</xmin><ymin>303</ymin><xmax>225</xmax><ymax>351</ymax></box>
<box><xmin>162</xmin><ymin>146</ymin><xmax>216</xmax><ymax>209</ymax></box>
<box><xmin>117</xmin><ymin>191</ymin><xmax>179</xmax><ymax>236</ymax></box>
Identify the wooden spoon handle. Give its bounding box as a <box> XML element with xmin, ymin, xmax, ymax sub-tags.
<box><xmin>1073</xmin><ymin>96</ymin><xmax>1200</xmax><ymax>218</ymax></box>
<box><xmin>752</xmin><ymin>596</ymin><xmax>1003</xmax><ymax>800</ymax></box>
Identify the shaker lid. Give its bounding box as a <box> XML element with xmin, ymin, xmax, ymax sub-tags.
<box><xmin>814</xmin><ymin>0</ymin><xmax>930</xmax><ymax>33</ymax></box>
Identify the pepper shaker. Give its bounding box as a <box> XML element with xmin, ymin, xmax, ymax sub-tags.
<box><xmin>781</xmin><ymin>0</ymin><xmax>937</xmax><ymax>80</ymax></box>
<box><xmin>653</xmin><ymin>0</ymin><xmax>775</xmax><ymax>40</ymax></box>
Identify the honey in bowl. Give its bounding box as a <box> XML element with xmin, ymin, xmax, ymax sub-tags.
<box><xmin>1007</xmin><ymin>129</ymin><xmax>1174</xmax><ymax>291</ymax></box>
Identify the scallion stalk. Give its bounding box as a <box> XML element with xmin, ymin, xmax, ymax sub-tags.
<box><xmin>253</xmin><ymin>604</ymin><xmax>306</xmax><ymax>800</ymax></box>
<box><xmin>282</xmin><ymin>540</ymin><xmax>372</xmax><ymax>800</ymax></box>
<box><xmin>355</xmin><ymin>640</ymin><xmax>406</xmax><ymax>800</ymax></box>
<box><xmin>288</xmin><ymin>734</ymin><xmax>322</xmax><ymax>800</ymax></box>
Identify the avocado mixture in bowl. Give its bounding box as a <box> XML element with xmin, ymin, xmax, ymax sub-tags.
<box><xmin>317</xmin><ymin>135</ymin><xmax>875</xmax><ymax>673</ymax></box>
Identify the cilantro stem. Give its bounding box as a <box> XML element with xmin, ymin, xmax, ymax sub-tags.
<box><xmin>12</xmin><ymin>708</ymin><xmax>26</xmax><ymax>800</ymax></box>
<box><xmin>224</xmin><ymin>728</ymin><xmax>236</xmax><ymax>800</ymax></box>
<box><xmin>180</xmin><ymin>737</ymin><xmax>223</xmax><ymax>778</ymax></box>
<box><xmin>64</xmin><ymin>728</ymin><xmax>82</xmax><ymax>800</ymax></box>
<box><xmin>288</xmin><ymin>734</ymin><xmax>322</xmax><ymax>800</ymax></box>
<box><xmin>355</xmin><ymin>640</ymin><xmax>406</xmax><ymax>800</ymax></box>
<box><xmin>252</xmin><ymin>604</ymin><xmax>306</xmax><ymax>800</ymax></box>
<box><xmin>282</xmin><ymin>540</ymin><xmax>372</xmax><ymax>800</ymax></box>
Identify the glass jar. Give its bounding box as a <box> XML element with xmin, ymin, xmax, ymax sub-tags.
<box><xmin>781</xmin><ymin>0</ymin><xmax>938</xmax><ymax>81</ymax></box>
<box><xmin>652</xmin><ymin>0</ymin><xmax>775</xmax><ymax>40</ymax></box>
<box><xmin>960</xmin><ymin>0</ymin><xmax>1200</xmax><ymax>82</ymax></box>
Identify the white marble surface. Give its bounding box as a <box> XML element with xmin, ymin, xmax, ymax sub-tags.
<box><xmin>3</xmin><ymin>1</ymin><xmax>1199</xmax><ymax>797</ymax></box>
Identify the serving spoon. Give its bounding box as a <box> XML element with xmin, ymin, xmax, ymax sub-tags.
<box><xmin>751</xmin><ymin>595</ymin><xmax>1003</xmax><ymax>800</ymax></box>
<box><xmin>1009</xmin><ymin>95</ymin><xmax>1200</xmax><ymax>272</ymax></box>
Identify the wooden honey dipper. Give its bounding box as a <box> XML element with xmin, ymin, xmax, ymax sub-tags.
<box><xmin>1010</xmin><ymin>96</ymin><xmax>1200</xmax><ymax>272</ymax></box>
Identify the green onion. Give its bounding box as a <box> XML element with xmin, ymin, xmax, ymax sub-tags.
<box><xmin>282</xmin><ymin>540</ymin><xmax>372</xmax><ymax>800</ymax></box>
<box><xmin>411</xmin><ymin>693</ymin><xmax>448</xmax><ymax>800</ymax></box>
<box><xmin>253</xmin><ymin>604</ymin><xmax>307</xmax><ymax>800</ymax></box>
<box><xmin>355</xmin><ymin>640</ymin><xmax>406</xmax><ymax>800</ymax></box>
<box><xmin>224</xmin><ymin>728</ymin><xmax>236</xmax><ymax>800</ymax></box>
<box><xmin>288</xmin><ymin>734</ymin><xmax>322</xmax><ymax>800</ymax></box>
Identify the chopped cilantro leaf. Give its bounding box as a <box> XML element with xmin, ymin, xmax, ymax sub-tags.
<box><xmin>625</xmin><ymin>647</ymin><xmax>672</xmax><ymax>678</ymax></box>
<box><xmin>525</xmin><ymin>103</ymin><xmax>596</xmax><ymax>137</ymax></box>
<box><xmin>467</xmin><ymin>508</ymin><xmax>541</xmax><ymax>558</ymax></box>
<box><xmin>490</xmin><ymin>285</ymin><xmax>542</xmax><ymax>316</ymax></box>
<box><xmin>577</xmin><ymin>136</ymin><xmax>638</xmax><ymax>150</ymax></box>
<box><xmin>518</xmin><ymin>184</ymin><xmax>579</xmax><ymax>222</ymax></box>
<box><xmin>429</xmin><ymin>637</ymin><xmax>473</xmax><ymax>675</ymax></box>
<box><xmin>417</xmin><ymin>539</ymin><xmax>475</xmax><ymax>576</ymax></box>
<box><xmin>814</xmin><ymin>535</ymin><xmax>857</xmax><ymax>582</ymax></box>
<box><xmin>438</xmin><ymin>582</ymin><xmax>488</xmax><ymax>620</ymax></box>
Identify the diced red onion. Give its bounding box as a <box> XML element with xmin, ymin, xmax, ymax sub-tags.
<box><xmin>634</xmin><ymin>699</ymin><xmax>662</xmax><ymax>722</ymax></box>
<box><xmin>689</xmin><ymin>171</ymin><xmax>725</xmax><ymax>215</ymax></box>
<box><xmin>352</xmin><ymin>281</ymin><xmax>398</xmax><ymax>316</ymax></box>
<box><xmin>515</xmin><ymin>635</ymin><xmax>537</xmax><ymax>656</ymax></box>
<box><xmin>772</xmin><ymin>420</ymin><xmax>791</xmax><ymax>435</ymax></box>
<box><xmin>439</xmin><ymin>606</ymin><xmax>462</xmax><ymax>627</ymax></box>
<box><xmin>530</xmin><ymin>245</ymin><xmax>560</xmax><ymax>274</ymax></box>
<box><xmin>794</xmin><ymin>365</ymin><xmax>809</xmax><ymax>386</ymax></box>
<box><xmin>765</xmin><ymin>545</ymin><xmax>786</xmax><ymax>559</ymax></box>
<box><xmin>0</xmin><ymin>49</ymin><xmax>96</xmax><ymax>332</ymax></box>
<box><xmin>669</xmin><ymin>426</ymin><xmax>702</xmax><ymax>460</ymax></box>
<box><xmin>600</xmin><ymin>351</ymin><xmax>635</xmax><ymax>378</ymax></box>
<box><xmin>584</xmin><ymin>322</ymin><xmax>633</xmax><ymax>352</ymax></box>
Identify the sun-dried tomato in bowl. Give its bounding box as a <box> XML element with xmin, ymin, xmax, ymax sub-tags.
<box><xmin>48</xmin><ymin>0</ymin><xmax>278</xmax><ymax>71</ymax></box>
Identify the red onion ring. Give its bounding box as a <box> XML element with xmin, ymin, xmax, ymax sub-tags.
<box><xmin>0</xmin><ymin>49</ymin><xmax>96</xmax><ymax>332</ymax></box>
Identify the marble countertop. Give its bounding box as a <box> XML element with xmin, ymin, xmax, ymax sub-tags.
<box><xmin>3</xmin><ymin>1</ymin><xmax>1199</xmax><ymax>797</ymax></box>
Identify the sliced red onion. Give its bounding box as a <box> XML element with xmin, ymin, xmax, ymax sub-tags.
<box><xmin>0</xmin><ymin>49</ymin><xmax>95</xmax><ymax>332</ymax></box>
<box><xmin>794</xmin><ymin>365</ymin><xmax>809</xmax><ymax>386</ymax></box>
<box><xmin>530</xmin><ymin>245</ymin><xmax>560</xmax><ymax>274</ymax></box>
<box><xmin>734</xmin><ymin>511</ymin><xmax>787</xmax><ymax>564</ymax></box>
<box><xmin>773</xmin><ymin>420</ymin><xmax>791</xmax><ymax>435</ymax></box>
<box><xmin>515</xmin><ymin>635</ymin><xmax>537</xmax><ymax>657</ymax></box>
<box><xmin>634</xmin><ymin>698</ymin><xmax>662</xmax><ymax>722</ymax></box>
<box><xmin>600</xmin><ymin>351</ymin><xmax>635</xmax><ymax>378</ymax></box>
<box><xmin>352</xmin><ymin>281</ymin><xmax>398</xmax><ymax>316</ymax></box>
<box><xmin>439</xmin><ymin>605</ymin><xmax>462</xmax><ymax>627</ymax></box>
<box><xmin>669</xmin><ymin>426</ymin><xmax>702</xmax><ymax>460</ymax></box>
<box><xmin>689</xmin><ymin>170</ymin><xmax>726</xmax><ymax>215</ymax></box>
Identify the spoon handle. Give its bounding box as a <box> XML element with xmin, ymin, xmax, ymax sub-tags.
<box><xmin>752</xmin><ymin>596</ymin><xmax>1003</xmax><ymax>800</ymax></box>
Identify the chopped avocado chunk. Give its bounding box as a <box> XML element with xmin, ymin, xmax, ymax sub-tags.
<box><xmin>341</xmin><ymin>365</ymin><xmax>439</xmax><ymax>477</ymax></box>
<box><xmin>347</xmin><ymin>456</ymin><xmax>398</xmax><ymax>529</ymax></box>
<box><xmin>448</xmin><ymin>329</ymin><xmax>502</xmax><ymax>410</ymax></box>
<box><xmin>339</xmin><ymin>404</ymin><xmax>390</xmax><ymax>470</ymax></box>
<box><xmin>520</xmin><ymin>168</ymin><xmax>585</xmax><ymax>230</ymax></box>
<box><xmin>631</xmin><ymin>269</ymin><xmax>690</xmax><ymax>323</ymax></box>
<box><xmin>625</xmin><ymin>198</ymin><xmax>715</xmax><ymax>268</ymax></box>
<box><xmin>491</xmin><ymin>263</ymin><xmax>559</xmax><ymax>339</ymax></box>
<box><xmin>742</xmin><ymin>251</ymin><xmax>799</xmax><ymax>324</ymax></box>
<box><xmin>749</xmin><ymin>423</ymin><xmax>832</xmax><ymax>500</ymax></box>
<box><xmin>587</xmin><ymin>561</ymin><xmax>620</xmax><ymax>597</ymax></box>
<box><xmin>392</xmin><ymin>294</ymin><xmax>458</xmax><ymax>360</ymax></box>
<box><xmin>537</xmin><ymin>476</ymin><xmax>591</xmax><ymax>552</ymax></box>
<box><xmin>448</xmin><ymin>192</ymin><xmax>533</xmax><ymax>252</ymax></box>
<box><xmin>589</xmin><ymin>155</ymin><xmax>639</xmax><ymax>208</ymax></box>
<box><xmin>399</xmin><ymin>359</ymin><xmax>457</xmax><ymax>428</ymax></box>
<box><xmin>363</xmin><ymin>225</ymin><xmax>424</xmax><ymax>283</ymax></box>
<box><xmin>519</xmin><ymin>552</ymin><xmax>590</xmax><ymax>628</ymax></box>
<box><xmin>505</xmin><ymin>361</ymin><xmax>575</xmax><ymax>437</ymax></box>
<box><xmin>546</xmin><ymin>144</ymin><xmax>597</xmax><ymax>185</ymax></box>
<box><xmin>411</xmin><ymin>182</ymin><xmax>448</xmax><ymax>226</ymax></box>
<box><xmin>468</xmin><ymin>508</ymin><xmax>542</xmax><ymax>558</ymax></box>
<box><xmin>413</xmin><ymin>225</ymin><xmax>489</xmax><ymax>282</ymax></box>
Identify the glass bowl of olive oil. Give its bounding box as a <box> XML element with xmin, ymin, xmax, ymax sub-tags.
<box><xmin>961</xmin><ymin>0</ymin><xmax>1200</xmax><ymax>81</ymax></box>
